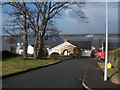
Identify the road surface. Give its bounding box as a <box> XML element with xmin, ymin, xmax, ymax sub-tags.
<box><xmin>3</xmin><ymin>58</ymin><xmax>91</xmax><ymax>88</ymax></box>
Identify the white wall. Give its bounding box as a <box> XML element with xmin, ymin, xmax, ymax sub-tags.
<box><xmin>16</xmin><ymin>43</ymin><xmax>20</xmax><ymax>54</ymax></box>
<box><xmin>17</xmin><ymin>44</ymin><xmax>34</xmax><ymax>55</ymax></box>
<box><xmin>27</xmin><ymin>45</ymin><xmax>34</xmax><ymax>54</ymax></box>
<box><xmin>48</xmin><ymin>41</ymin><xmax>76</xmax><ymax>55</ymax></box>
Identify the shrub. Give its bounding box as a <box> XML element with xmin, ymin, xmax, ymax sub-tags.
<box><xmin>108</xmin><ymin>51</ymin><xmax>114</xmax><ymax>62</ymax></box>
<box><xmin>73</xmin><ymin>47</ymin><xmax>82</xmax><ymax>57</ymax></box>
<box><xmin>113</xmin><ymin>49</ymin><xmax>120</xmax><ymax>69</ymax></box>
<box><xmin>113</xmin><ymin>49</ymin><xmax>120</xmax><ymax>63</ymax></box>
<box><xmin>1</xmin><ymin>50</ymin><xmax>18</xmax><ymax>60</ymax></box>
<box><xmin>109</xmin><ymin>49</ymin><xmax>120</xmax><ymax>69</ymax></box>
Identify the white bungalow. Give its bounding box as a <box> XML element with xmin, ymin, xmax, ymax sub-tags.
<box><xmin>16</xmin><ymin>43</ymin><xmax>34</xmax><ymax>55</ymax></box>
<box><xmin>48</xmin><ymin>40</ymin><xmax>76</xmax><ymax>56</ymax></box>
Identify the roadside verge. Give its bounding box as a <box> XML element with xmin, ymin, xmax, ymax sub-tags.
<box><xmin>97</xmin><ymin>62</ymin><xmax>120</xmax><ymax>85</ymax></box>
<box><xmin>82</xmin><ymin>59</ymin><xmax>118</xmax><ymax>89</ymax></box>
<box><xmin>2</xmin><ymin>60</ymin><xmax>61</xmax><ymax>79</ymax></box>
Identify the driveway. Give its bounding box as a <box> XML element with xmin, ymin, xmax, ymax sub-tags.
<box><xmin>2</xmin><ymin>58</ymin><xmax>90</xmax><ymax>88</ymax></box>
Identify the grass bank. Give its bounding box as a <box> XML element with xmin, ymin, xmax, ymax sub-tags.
<box><xmin>97</xmin><ymin>62</ymin><xmax>120</xmax><ymax>85</ymax></box>
<box><xmin>1</xmin><ymin>57</ymin><xmax>60</xmax><ymax>76</ymax></box>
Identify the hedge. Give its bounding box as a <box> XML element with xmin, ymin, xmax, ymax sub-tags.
<box><xmin>109</xmin><ymin>49</ymin><xmax>120</xmax><ymax>69</ymax></box>
<box><xmin>1</xmin><ymin>50</ymin><xmax>18</xmax><ymax>60</ymax></box>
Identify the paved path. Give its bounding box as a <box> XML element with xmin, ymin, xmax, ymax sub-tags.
<box><xmin>3</xmin><ymin>58</ymin><xmax>89</xmax><ymax>88</ymax></box>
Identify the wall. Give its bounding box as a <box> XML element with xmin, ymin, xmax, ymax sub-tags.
<box><xmin>0</xmin><ymin>38</ymin><xmax>10</xmax><ymax>51</ymax></box>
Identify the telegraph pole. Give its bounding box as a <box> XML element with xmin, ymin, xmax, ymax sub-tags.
<box><xmin>104</xmin><ymin>0</ymin><xmax>108</xmax><ymax>81</ymax></box>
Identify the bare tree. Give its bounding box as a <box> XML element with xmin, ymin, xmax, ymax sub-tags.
<box><xmin>3</xmin><ymin>14</ymin><xmax>23</xmax><ymax>42</ymax></box>
<box><xmin>27</xmin><ymin>2</ymin><xmax>67</xmax><ymax>59</ymax></box>
<box><xmin>44</xmin><ymin>20</ymin><xmax>61</xmax><ymax>40</ymax></box>
<box><xmin>3</xmin><ymin>1</ymin><xmax>87</xmax><ymax>59</ymax></box>
<box><xmin>28</xmin><ymin>9</ymin><xmax>60</xmax><ymax>59</ymax></box>
<box><xmin>3</xmin><ymin>2</ymin><xmax>29</xmax><ymax>60</ymax></box>
<box><xmin>29</xmin><ymin>0</ymin><xmax>85</xmax><ymax>58</ymax></box>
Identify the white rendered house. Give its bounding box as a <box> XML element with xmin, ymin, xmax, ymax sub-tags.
<box><xmin>27</xmin><ymin>45</ymin><xmax>34</xmax><ymax>55</ymax></box>
<box><xmin>48</xmin><ymin>40</ymin><xmax>76</xmax><ymax>56</ymax></box>
<box><xmin>16</xmin><ymin>43</ymin><xmax>34</xmax><ymax>55</ymax></box>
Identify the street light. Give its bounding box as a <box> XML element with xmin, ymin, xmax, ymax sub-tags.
<box><xmin>104</xmin><ymin>0</ymin><xmax>108</xmax><ymax>81</ymax></box>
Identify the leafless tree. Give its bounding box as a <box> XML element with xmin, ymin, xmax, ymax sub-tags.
<box><xmin>45</xmin><ymin>20</ymin><xmax>61</xmax><ymax>41</ymax></box>
<box><xmin>28</xmin><ymin>8</ymin><xmax>60</xmax><ymax>59</ymax></box>
<box><xmin>3</xmin><ymin>2</ymin><xmax>29</xmax><ymax>60</ymax></box>
<box><xmin>29</xmin><ymin>1</ymin><xmax>87</xmax><ymax>59</ymax></box>
<box><xmin>3</xmin><ymin>1</ymin><xmax>87</xmax><ymax>59</ymax></box>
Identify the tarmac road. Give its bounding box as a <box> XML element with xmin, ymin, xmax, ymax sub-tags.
<box><xmin>2</xmin><ymin>58</ymin><xmax>90</xmax><ymax>88</ymax></box>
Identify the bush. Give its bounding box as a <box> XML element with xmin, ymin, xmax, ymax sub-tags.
<box><xmin>1</xmin><ymin>50</ymin><xmax>18</xmax><ymax>60</ymax></box>
<box><xmin>109</xmin><ymin>49</ymin><xmax>120</xmax><ymax>69</ymax></box>
<box><xmin>113</xmin><ymin>49</ymin><xmax>120</xmax><ymax>63</ymax></box>
<box><xmin>73</xmin><ymin>47</ymin><xmax>82</xmax><ymax>57</ymax></box>
<box><xmin>108</xmin><ymin>51</ymin><xmax>114</xmax><ymax>67</ymax></box>
<box><xmin>113</xmin><ymin>49</ymin><xmax>120</xmax><ymax>69</ymax></box>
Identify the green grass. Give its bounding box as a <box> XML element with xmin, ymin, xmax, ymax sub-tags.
<box><xmin>0</xmin><ymin>57</ymin><xmax>60</xmax><ymax>76</ymax></box>
<box><xmin>0</xmin><ymin>61</ymin><xmax>2</xmax><ymax>76</ymax></box>
<box><xmin>97</xmin><ymin>62</ymin><xmax>120</xmax><ymax>85</ymax></box>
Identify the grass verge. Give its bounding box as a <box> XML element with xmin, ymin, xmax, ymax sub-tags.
<box><xmin>0</xmin><ymin>57</ymin><xmax>60</xmax><ymax>77</ymax></box>
<box><xmin>97</xmin><ymin>62</ymin><xmax>120</xmax><ymax>85</ymax></box>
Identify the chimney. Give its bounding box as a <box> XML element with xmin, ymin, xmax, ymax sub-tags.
<box><xmin>64</xmin><ymin>39</ymin><xmax>67</xmax><ymax>42</ymax></box>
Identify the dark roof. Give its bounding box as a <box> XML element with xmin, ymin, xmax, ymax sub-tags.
<box><xmin>67</xmin><ymin>40</ymin><xmax>91</xmax><ymax>49</ymax></box>
<box><xmin>48</xmin><ymin>39</ymin><xmax>92</xmax><ymax>49</ymax></box>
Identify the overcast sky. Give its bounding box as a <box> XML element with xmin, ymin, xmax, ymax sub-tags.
<box><xmin>56</xmin><ymin>2</ymin><xmax>118</xmax><ymax>34</ymax></box>
<box><xmin>1</xmin><ymin>1</ymin><xmax>119</xmax><ymax>35</ymax></box>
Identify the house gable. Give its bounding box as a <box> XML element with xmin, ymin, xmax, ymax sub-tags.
<box><xmin>48</xmin><ymin>41</ymin><xmax>76</xmax><ymax>55</ymax></box>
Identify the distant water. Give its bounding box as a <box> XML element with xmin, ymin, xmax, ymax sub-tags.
<box><xmin>17</xmin><ymin>34</ymin><xmax>119</xmax><ymax>47</ymax></box>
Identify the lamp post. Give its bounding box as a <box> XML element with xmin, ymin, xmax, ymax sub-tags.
<box><xmin>104</xmin><ymin>0</ymin><xmax>108</xmax><ymax>81</ymax></box>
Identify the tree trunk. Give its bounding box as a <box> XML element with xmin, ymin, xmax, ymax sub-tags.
<box><xmin>22</xmin><ymin>2</ymin><xmax>28</xmax><ymax>60</ymax></box>
<box><xmin>37</xmin><ymin>22</ymin><xmax>47</xmax><ymax>59</ymax></box>
<box><xmin>37</xmin><ymin>34</ymin><xmax>44</xmax><ymax>59</ymax></box>
<box><xmin>34</xmin><ymin>12</ymin><xmax>40</xmax><ymax>60</ymax></box>
<box><xmin>22</xmin><ymin>14</ymin><xmax>28</xmax><ymax>60</ymax></box>
<box><xmin>34</xmin><ymin>33</ymin><xmax>38</xmax><ymax>59</ymax></box>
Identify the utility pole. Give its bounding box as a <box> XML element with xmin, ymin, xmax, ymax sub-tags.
<box><xmin>104</xmin><ymin>0</ymin><xmax>108</xmax><ymax>81</ymax></box>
